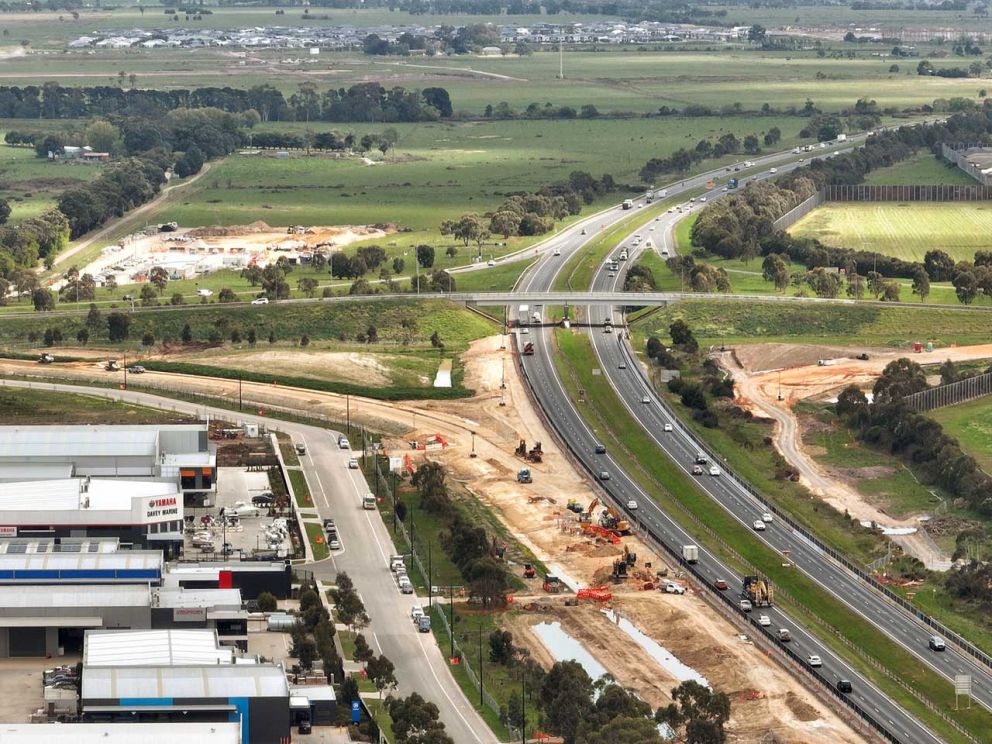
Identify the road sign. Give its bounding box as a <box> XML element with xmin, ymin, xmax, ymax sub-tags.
<box><xmin>351</xmin><ymin>700</ymin><xmax>360</xmax><ymax>724</ymax></box>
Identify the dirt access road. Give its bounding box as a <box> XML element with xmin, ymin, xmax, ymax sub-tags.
<box><xmin>723</xmin><ymin>343</ymin><xmax>992</xmax><ymax>569</ymax></box>
<box><xmin>0</xmin><ymin>342</ymin><xmax>864</xmax><ymax>742</ymax></box>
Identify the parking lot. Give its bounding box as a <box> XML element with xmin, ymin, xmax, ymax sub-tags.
<box><xmin>0</xmin><ymin>657</ymin><xmax>74</xmax><ymax>723</ymax></box>
<box><xmin>182</xmin><ymin>467</ymin><xmax>292</xmax><ymax>559</ymax></box>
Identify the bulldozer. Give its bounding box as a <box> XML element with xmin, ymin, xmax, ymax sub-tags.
<box><xmin>566</xmin><ymin>498</ymin><xmax>582</xmax><ymax>513</ymax></box>
<box><xmin>599</xmin><ymin>506</ymin><xmax>630</xmax><ymax>535</ymax></box>
<box><xmin>105</xmin><ymin>359</ymin><xmax>120</xmax><ymax>372</ymax></box>
<box><xmin>523</xmin><ymin>563</ymin><xmax>536</xmax><ymax>579</ymax></box>
<box><xmin>579</xmin><ymin>498</ymin><xmax>598</xmax><ymax>524</ymax></box>
<box><xmin>542</xmin><ymin>574</ymin><xmax>561</xmax><ymax>593</ymax></box>
<box><xmin>526</xmin><ymin>441</ymin><xmax>543</xmax><ymax>463</ymax></box>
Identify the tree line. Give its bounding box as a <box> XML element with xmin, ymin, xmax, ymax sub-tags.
<box><xmin>0</xmin><ymin>82</ymin><xmax>453</xmax><ymax>123</ymax></box>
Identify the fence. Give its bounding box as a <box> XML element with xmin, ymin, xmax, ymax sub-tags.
<box><xmin>771</xmin><ymin>190</ymin><xmax>825</xmax><ymax>230</ymax></box>
<box><xmin>942</xmin><ymin>142</ymin><xmax>992</xmax><ymax>186</ymax></box>
<box><xmin>906</xmin><ymin>371</ymin><xmax>992</xmax><ymax>412</ymax></box>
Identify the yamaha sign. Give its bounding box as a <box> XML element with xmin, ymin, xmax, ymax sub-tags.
<box><xmin>146</xmin><ymin>496</ymin><xmax>179</xmax><ymax>520</ymax></box>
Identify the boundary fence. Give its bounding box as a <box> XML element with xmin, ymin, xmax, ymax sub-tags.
<box><xmin>906</xmin><ymin>372</ymin><xmax>992</xmax><ymax>412</ymax></box>
<box><xmin>942</xmin><ymin>143</ymin><xmax>992</xmax><ymax>186</ymax></box>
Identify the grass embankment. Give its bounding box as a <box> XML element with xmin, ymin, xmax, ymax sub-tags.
<box><xmin>864</xmin><ymin>151</ymin><xmax>976</xmax><ymax>186</ymax></box>
<box><xmin>304</xmin><ymin>521</ymin><xmax>329</xmax><ymax>561</ymax></box>
<box><xmin>931</xmin><ymin>397</ymin><xmax>992</xmax><ymax>473</ymax></box>
<box><xmin>636</xmin><ymin>299</ymin><xmax>992</xmax><ymax>347</ymax></box>
<box><xmin>552</xmin><ymin>328</ymin><xmax>992</xmax><ymax>742</ymax></box>
<box><xmin>275</xmin><ymin>432</ymin><xmax>300</xmax><ymax>466</ymax></box>
<box><xmin>288</xmin><ymin>469</ymin><xmax>313</xmax><ymax>509</ymax></box>
<box><xmin>0</xmin><ymin>384</ymin><xmax>194</xmax><ymax>424</ymax></box>
<box><xmin>789</xmin><ymin>201</ymin><xmax>992</xmax><ymax>264</ymax></box>
<box><xmin>455</xmin><ymin>256</ymin><xmax>539</xmax><ymax>293</ymax></box>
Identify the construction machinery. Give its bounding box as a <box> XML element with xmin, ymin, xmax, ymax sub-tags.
<box><xmin>490</xmin><ymin>537</ymin><xmax>506</xmax><ymax>561</ymax></box>
<box><xmin>542</xmin><ymin>574</ymin><xmax>561</xmax><ymax>593</ymax></box>
<box><xmin>517</xmin><ymin>468</ymin><xmax>532</xmax><ymax>484</ymax></box>
<box><xmin>514</xmin><ymin>440</ymin><xmax>543</xmax><ymax>463</ymax></box>
<box><xmin>522</xmin><ymin>342</ymin><xmax>535</xmax><ymax>355</ymax></box>
<box><xmin>579</xmin><ymin>498</ymin><xmax>599</xmax><ymax>524</ymax></box>
<box><xmin>622</xmin><ymin>544</ymin><xmax>637</xmax><ymax>566</ymax></box>
<box><xmin>104</xmin><ymin>359</ymin><xmax>120</xmax><ymax>372</ymax></box>
<box><xmin>523</xmin><ymin>563</ymin><xmax>536</xmax><ymax>579</ymax></box>
<box><xmin>566</xmin><ymin>498</ymin><xmax>582</xmax><ymax>513</ymax></box>
<box><xmin>37</xmin><ymin>353</ymin><xmax>54</xmax><ymax>364</ymax></box>
<box><xmin>611</xmin><ymin>558</ymin><xmax>628</xmax><ymax>581</ymax></box>
<box><xmin>599</xmin><ymin>506</ymin><xmax>630</xmax><ymax>535</ymax></box>
<box><xmin>742</xmin><ymin>576</ymin><xmax>774</xmax><ymax>607</ymax></box>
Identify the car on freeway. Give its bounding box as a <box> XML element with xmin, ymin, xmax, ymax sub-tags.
<box><xmin>594</xmin><ymin>444</ymin><xmax>607</xmax><ymax>454</ymax></box>
<box><xmin>487</xmin><ymin>259</ymin><xmax>496</xmax><ymax>266</ymax></box>
<box><xmin>521</xmin><ymin>327</ymin><xmax>530</xmax><ymax>335</ymax></box>
<box><xmin>663</xmin><ymin>423</ymin><xmax>673</xmax><ymax>432</ymax></box>
<box><xmin>709</xmin><ymin>466</ymin><xmax>720</xmax><ymax>476</ymax></box>
<box><xmin>667</xmin><ymin>207</ymin><xmax>674</xmax><ymax>213</ymax></box>
<box><xmin>929</xmin><ymin>636</ymin><xmax>946</xmax><ymax>651</ymax></box>
<box><xmin>641</xmin><ymin>395</ymin><xmax>650</xmax><ymax>404</ymax></box>
<box><xmin>837</xmin><ymin>679</ymin><xmax>853</xmax><ymax>694</ymax></box>
<box><xmin>761</xmin><ymin>512</ymin><xmax>774</xmax><ymax>523</ymax></box>
<box><xmin>777</xmin><ymin>628</ymin><xmax>792</xmax><ymax>642</ymax></box>
<box><xmin>769</xmin><ymin>167</ymin><xmax>777</xmax><ymax>174</ymax></box>
<box><xmin>758</xmin><ymin>615</ymin><xmax>771</xmax><ymax>627</ymax></box>
<box><xmin>700</xmin><ymin>196</ymin><xmax>707</xmax><ymax>202</ymax></box>
<box><xmin>807</xmin><ymin>655</ymin><xmax>823</xmax><ymax>668</ymax></box>
<box><xmin>608</xmin><ymin>272</ymin><xmax>615</xmax><ymax>278</ymax></box>
<box><xmin>553</xmin><ymin>248</ymin><xmax>561</xmax><ymax>255</ymax></box>
<box><xmin>598</xmin><ymin>471</ymin><xmax>611</xmax><ymax>481</ymax></box>
<box><xmin>714</xmin><ymin>579</ymin><xmax>729</xmax><ymax>591</ymax></box>
<box><xmin>251</xmin><ymin>297</ymin><xmax>269</xmax><ymax>305</ymax></box>
<box><xmin>627</xmin><ymin>499</ymin><xmax>638</xmax><ymax>510</ymax></box>
<box><xmin>581</xmin><ymin>228</ymin><xmax>587</xmax><ymax>235</ymax></box>
<box><xmin>348</xmin><ymin>458</ymin><xmax>359</xmax><ymax>469</ymax></box>
<box><xmin>691</xmin><ymin>465</ymin><xmax>704</xmax><ymax>475</ymax></box>
<box><xmin>618</xmin><ymin>361</ymin><xmax>627</xmax><ymax>370</ymax></box>
<box><xmin>721</xmin><ymin>186</ymin><xmax>727</xmax><ymax>192</ymax></box>
<box><xmin>753</xmin><ymin>519</ymin><xmax>766</xmax><ymax>531</ymax></box>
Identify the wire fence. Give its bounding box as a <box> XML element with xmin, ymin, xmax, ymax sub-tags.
<box><xmin>905</xmin><ymin>372</ymin><xmax>992</xmax><ymax>412</ymax></box>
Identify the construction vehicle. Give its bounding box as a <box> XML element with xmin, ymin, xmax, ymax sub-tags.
<box><xmin>682</xmin><ymin>545</ymin><xmax>699</xmax><ymax>564</ymax></box>
<box><xmin>599</xmin><ymin>506</ymin><xmax>629</xmax><ymax>535</ymax></box>
<box><xmin>517</xmin><ymin>468</ymin><xmax>532</xmax><ymax>484</ymax></box>
<box><xmin>523</xmin><ymin>563</ymin><xmax>536</xmax><ymax>579</ymax></box>
<box><xmin>611</xmin><ymin>558</ymin><xmax>628</xmax><ymax>581</ymax></box>
<box><xmin>490</xmin><ymin>537</ymin><xmax>506</xmax><ymax>561</ymax></box>
<box><xmin>543</xmin><ymin>574</ymin><xmax>561</xmax><ymax>593</ymax></box>
<box><xmin>742</xmin><ymin>575</ymin><xmax>774</xmax><ymax>607</ymax></box>
<box><xmin>104</xmin><ymin>359</ymin><xmax>120</xmax><ymax>372</ymax></box>
<box><xmin>514</xmin><ymin>440</ymin><xmax>543</xmax><ymax>463</ymax></box>
<box><xmin>515</xmin><ymin>440</ymin><xmax>528</xmax><ymax>458</ymax></box>
<box><xmin>622</xmin><ymin>544</ymin><xmax>637</xmax><ymax>566</ymax></box>
<box><xmin>37</xmin><ymin>353</ymin><xmax>54</xmax><ymax>364</ymax></box>
<box><xmin>566</xmin><ymin>498</ymin><xmax>582</xmax><ymax>513</ymax></box>
<box><xmin>579</xmin><ymin>498</ymin><xmax>599</xmax><ymax>524</ymax></box>
<box><xmin>522</xmin><ymin>342</ymin><xmax>535</xmax><ymax>356</ymax></box>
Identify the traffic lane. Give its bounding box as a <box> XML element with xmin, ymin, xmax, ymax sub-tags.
<box><xmin>521</xmin><ymin>332</ymin><xmax>937</xmax><ymax>744</ymax></box>
<box><xmin>305</xmin><ymin>442</ymin><xmax>495</xmax><ymax>744</ymax></box>
<box><xmin>594</xmin><ymin>331</ymin><xmax>992</xmax><ymax>702</ymax></box>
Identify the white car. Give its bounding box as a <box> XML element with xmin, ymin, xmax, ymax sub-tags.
<box><xmin>411</xmin><ymin>605</ymin><xmax>425</xmax><ymax>621</ymax></box>
<box><xmin>642</xmin><ymin>396</ymin><xmax>650</xmax><ymax>404</ymax></box>
<box><xmin>753</xmin><ymin>519</ymin><xmax>766</xmax><ymax>531</ymax></box>
<box><xmin>699</xmin><ymin>196</ymin><xmax>707</xmax><ymax>202</ymax></box>
<box><xmin>761</xmin><ymin>512</ymin><xmax>773</xmax><ymax>523</ymax></box>
<box><xmin>520</xmin><ymin>327</ymin><xmax>529</xmax><ymax>335</ymax></box>
<box><xmin>348</xmin><ymin>458</ymin><xmax>359</xmax><ymax>469</ymax></box>
<box><xmin>627</xmin><ymin>500</ymin><xmax>638</xmax><ymax>510</ymax></box>
<box><xmin>769</xmin><ymin>167</ymin><xmax>777</xmax><ymax>174</ymax></box>
<box><xmin>663</xmin><ymin>423</ymin><xmax>673</xmax><ymax>432</ymax></box>
<box><xmin>487</xmin><ymin>259</ymin><xmax>496</xmax><ymax>266</ymax></box>
<box><xmin>328</xmin><ymin>537</ymin><xmax>341</xmax><ymax>550</ymax></box>
<box><xmin>709</xmin><ymin>466</ymin><xmax>720</xmax><ymax>476</ymax></box>
<box><xmin>251</xmin><ymin>297</ymin><xmax>269</xmax><ymax>305</ymax></box>
<box><xmin>758</xmin><ymin>615</ymin><xmax>771</xmax><ymax>627</ymax></box>
<box><xmin>553</xmin><ymin>248</ymin><xmax>561</xmax><ymax>256</ymax></box>
<box><xmin>807</xmin><ymin>654</ymin><xmax>823</xmax><ymax>668</ymax></box>
<box><xmin>618</xmin><ymin>362</ymin><xmax>627</xmax><ymax>370</ymax></box>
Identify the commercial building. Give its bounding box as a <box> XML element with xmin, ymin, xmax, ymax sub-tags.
<box><xmin>0</xmin><ymin>721</ymin><xmax>241</xmax><ymax>743</ymax></box>
<box><xmin>163</xmin><ymin>560</ymin><xmax>293</xmax><ymax>599</ymax></box>
<box><xmin>80</xmin><ymin>629</ymin><xmax>291</xmax><ymax>744</ymax></box>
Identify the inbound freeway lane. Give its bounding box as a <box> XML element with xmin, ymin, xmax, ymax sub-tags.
<box><xmin>511</xmin><ymin>149</ymin><xmax>982</xmax><ymax>743</ymax></box>
<box><xmin>0</xmin><ymin>380</ymin><xmax>498</xmax><ymax>744</ymax></box>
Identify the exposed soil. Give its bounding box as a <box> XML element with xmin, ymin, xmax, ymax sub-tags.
<box><xmin>0</xmin><ymin>340</ymin><xmax>865</xmax><ymax>743</ymax></box>
<box><xmin>180</xmin><ymin>349</ymin><xmax>397</xmax><ymax>387</ymax></box>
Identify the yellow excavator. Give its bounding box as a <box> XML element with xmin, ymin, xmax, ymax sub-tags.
<box><xmin>579</xmin><ymin>498</ymin><xmax>599</xmax><ymax>524</ymax></box>
<box><xmin>599</xmin><ymin>505</ymin><xmax>629</xmax><ymax>535</ymax></box>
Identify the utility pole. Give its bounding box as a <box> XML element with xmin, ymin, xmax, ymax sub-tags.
<box><xmin>521</xmin><ymin>670</ymin><xmax>526</xmax><ymax>744</ymax></box>
<box><xmin>558</xmin><ymin>38</ymin><xmax>564</xmax><ymax>79</ymax></box>
<box><xmin>428</xmin><ymin>542</ymin><xmax>433</xmax><ymax>610</ymax></box>
<box><xmin>346</xmin><ymin>394</ymin><xmax>351</xmax><ymax>436</ymax></box>
<box><xmin>479</xmin><ymin>620</ymin><xmax>484</xmax><ymax>705</ymax></box>
<box><xmin>238</xmin><ymin>376</ymin><xmax>242</xmax><ymax>411</ymax></box>
<box><xmin>449</xmin><ymin>584</ymin><xmax>455</xmax><ymax>660</ymax></box>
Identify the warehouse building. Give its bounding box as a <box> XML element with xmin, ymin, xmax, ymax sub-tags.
<box><xmin>80</xmin><ymin>629</ymin><xmax>291</xmax><ymax>744</ymax></box>
<box><xmin>163</xmin><ymin>560</ymin><xmax>294</xmax><ymax>599</ymax></box>
<box><xmin>0</xmin><ymin>424</ymin><xmax>217</xmax><ymax>497</ymax></box>
<box><xmin>0</xmin><ymin>721</ymin><xmax>241</xmax><ymax>743</ymax></box>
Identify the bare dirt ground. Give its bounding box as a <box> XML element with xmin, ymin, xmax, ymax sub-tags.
<box><xmin>176</xmin><ymin>349</ymin><xmax>405</xmax><ymax>387</ymax></box>
<box><xmin>0</xmin><ymin>341</ymin><xmax>865</xmax><ymax>742</ymax></box>
<box><xmin>724</xmin><ymin>342</ymin><xmax>992</xmax><ymax>569</ymax></box>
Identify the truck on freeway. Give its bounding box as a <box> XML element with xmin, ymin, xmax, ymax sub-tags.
<box><xmin>622</xmin><ymin>199</ymin><xmax>634</xmax><ymax>210</ymax></box>
<box><xmin>682</xmin><ymin>545</ymin><xmax>699</xmax><ymax>564</ymax></box>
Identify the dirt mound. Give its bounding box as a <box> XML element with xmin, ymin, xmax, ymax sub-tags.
<box><xmin>784</xmin><ymin>691</ymin><xmax>820</xmax><ymax>722</ymax></box>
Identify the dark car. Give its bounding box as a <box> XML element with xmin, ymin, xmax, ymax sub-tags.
<box><xmin>836</xmin><ymin>679</ymin><xmax>852</xmax><ymax>694</ymax></box>
<box><xmin>252</xmin><ymin>493</ymin><xmax>275</xmax><ymax>506</ymax></box>
<box><xmin>323</xmin><ymin>518</ymin><xmax>335</xmax><ymax>531</ymax></box>
<box><xmin>594</xmin><ymin>444</ymin><xmax>607</xmax><ymax>454</ymax></box>
<box><xmin>298</xmin><ymin>720</ymin><xmax>312</xmax><ymax>735</ymax></box>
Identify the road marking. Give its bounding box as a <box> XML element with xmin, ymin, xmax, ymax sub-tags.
<box><xmin>417</xmin><ymin>631</ymin><xmax>486</xmax><ymax>744</ymax></box>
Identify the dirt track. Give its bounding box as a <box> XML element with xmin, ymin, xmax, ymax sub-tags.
<box><xmin>0</xmin><ymin>343</ymin><xmax>864</xmax><ymax>742</ymax></box>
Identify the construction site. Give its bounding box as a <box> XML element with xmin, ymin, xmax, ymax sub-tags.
<box><xmin>0</xmin><ymin>336</ymin><xmax>867</xmax><ymax>743</ymax></box>
<box><xmin>76</xmin><ymin>221</ymin><xmax>393</xmax><ymax>288</ymax></box>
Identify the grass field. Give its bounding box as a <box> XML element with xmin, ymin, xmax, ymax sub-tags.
<box><xmin>635</xmin><ymin>299</ymin><xmax>992</xmax><ymax>347</ymax></box>
<box><xmin>0</xmin><ymin>384</ymin><xmax>194</xmax><ymax>424</ymax></box>
<box><xmin>864</xmin><ymin>152</ymin><xmax>975</xmax><ymax>186</ymax></box>
<box><xmin>930</xmin><ymin>397</ymin><xmax>992</xmax><ymax>472</ymax></box>
<box><xmin>0</xmin><ymin>141</ymin><xmax>103</xmax><ymax>222</ymax></box>
<box><xmin>789</xmin><ymin>202</ymin><xmax>992</xmax><ymax>263</ymax></box>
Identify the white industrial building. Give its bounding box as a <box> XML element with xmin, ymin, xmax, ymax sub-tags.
<box><xmin>0</xmin><ymin>721</ymin><xmax>241</xmax><ymax>743</ymax></box>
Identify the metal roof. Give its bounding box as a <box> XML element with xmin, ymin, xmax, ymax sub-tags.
<box><xmin>0</xmin><ymin>551</ymin><xmax>161</xmax><ymax>573</ymax></box>
<box><xmin>82</xmin><ymin>663</ymin><xmax>290</xmax><ymax>700</ymax></box>
<box><xmin>0</xmin><ymin>426</ymin><xmax>160</xmax><ymax>459</ymax></box>
<box><xmin>0</xmin><ymin>463</ymin><xmax>74</xmax><ymax>482</ymax></box>
<box><xmin>0</xmin><ymin>478</ymin><xmax>178</xmax><ymax>512</ymax></box>
<box><xmin>0</xmin><ymin>721</ymin><xmax>241</xmax><ymax>743</ymax></box>
<box><xmin>84</xmin><ymin>629</ymin><xmax>232</xmax><ymax>667</ymax></box>
<box><xmin>0</xmin><ymin>584</ymin><xmax>149</xmax><ymax>609</ymax></box>
<box><xmin>0</xmin><ymin>538</ymin><xmax>120</xmax><ymax>554</ymax></box>
<box><xmin>153</xmin><ymin>588</ymin><xmax>241</xmax><ymax>609</ymax></box>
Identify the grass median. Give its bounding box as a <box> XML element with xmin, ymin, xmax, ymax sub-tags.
<box><xmin>304</xmin><ymin>521</ymin><xmax>330</xmax><ymax>561</ymax></box>
<box><xmin>552</xmin><ymin>328</ymin><xmax>992</xmax><ymax>743</ymax></box>
<box><xmin>289</xmin><ymin>469</ymin><xmax>313</xmax><ymax>509</ymax></box>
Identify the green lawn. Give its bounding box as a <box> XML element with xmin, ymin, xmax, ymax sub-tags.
<box><xmin>930</xmin><ymin>396</ymin><xmax>992</xmax><ymax>472</ymax></box>
<box><xmin>289</xmin><ymin>469</ymin><xmax>313</xmax><ymax>508</ymax></box>
<box><xmin>636</xmin><ymin>299</ymin><xmax>992</xmax><ymax>348</ymax></box>
<box><xmin>304</xmin><ymin>521</ymin><xmax>329</xmax><ymax>561</ymax></box>
<box><xmin>789</xmin><ymin>202</ymin><xmax>992</xmax><ymax>263</ymax></box>
<box><xmin>552</xmin><ymin>328</ymin><xmax>992</xmax><ymax>742</ymax></box>
<box><xmin>0</xmin><ymin>140</ymin><xmax>103</xmax><ymax>223</ymax></box>
<box><xmin>864</xmin><ymin>152</ymin><xmax>975</xmax><ymax>186</ymax></box>
<box><xmin>0</xmin><ymin>384</ymin><xmax>194</xmax><ymax>424</ymax></box>
<box><xmin>454</xmin><ymin>256</ymin><xmax>538</xmax><ymax>293</ymax></box>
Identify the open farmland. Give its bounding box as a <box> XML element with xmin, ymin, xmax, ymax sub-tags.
<box><xmin>0</xmin><ymin>140</ymin><xmax>103</xmax><ymax>222</ymax></box>
<box><xmin>788</xmin><ymin>202</ymin><xmax>992</xmax><ymax>263</ymax></box>
<box><xmin>930</xmin><ymin>397</ymin><xmax>992</xmax><ymax>472</ymax></box>
<box><xmin>864</xmin><ymin>152</ymin><xmax>976</xmax><ymax>186</ymax></box>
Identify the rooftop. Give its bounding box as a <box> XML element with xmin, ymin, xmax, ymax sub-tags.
<box><xmin>154</xmin><ymin>588</ymin><xmax>242</xmax><ymax>609</ymax></box>
<box><xmin>0</xmin><ymin>721</ymin><xmax>241</xmax><ymax>743</ymax></box>
<box><xmin>0</xmin><ymin>584</ymin><xmax>149</xmax><ymax>609</ymax></box>
<box><xmin>0</xmin><ymin>478</ymin><xmax>178</xmax><ymax>513</ymax></box>
<box><xmin>0</xmin><ymin>550</ymin><xmax>161</xmax><ymax>574</ymax></box>
<box><xmin>0</xmin><ymin>424</ymin><xmax>208</xmax><ymax>461</ymax></box>
<box><xmin>84</xmin><ymin>628</ymin><xmax>232</xmax><ymax>667</ymax></box>
<box><xmin>82</xmin><ymin>662</ymin><xmax>289</xmax><ymax>700</ymax></box>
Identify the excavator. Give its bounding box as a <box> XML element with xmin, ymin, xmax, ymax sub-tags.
<box><xmin>599</xmin><ymin>505</ymin><xmax>630</xmax><ymax>535</ymax></box>
<box><xmin>522</xmin><ymin>563</ymin><xmax>536</xmax><ymax>579</ymax></box>
<box><xmin>579</xmin><ymin>498</ymin><xmax>598</xmax><ymax>524</ymax></box>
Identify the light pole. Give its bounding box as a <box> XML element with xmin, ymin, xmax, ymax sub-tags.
<box><xmin>470</xmin><ymin>430</ymin><xmax>477</xmax><ymax>459</ymax></box>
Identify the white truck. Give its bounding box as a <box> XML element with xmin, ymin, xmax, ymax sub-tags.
<box><xmin>518</xmin><ymin>304</ymin><xmax>529</xmax><ymax>325</ymax></box>
<box><xmin>363</xmin><ymin>494</ymin><xmax>377</xmax><ymax>510</ymax></box>
<box><xmin>836</xmin><ymin>133</ymin><xmax>848</xmax><ymax>142</ymax></box>
<box><xmin>531</xmin><ymin>311</ymin><xmax>542</xmax><ymax>324</ymax></box>
<box><xmin>622</xmin><ymin>199</ymin><xmax>634</xmax><ymax>210</ymax></box>
<box><xmin>682</xmin><ymin>545</ymin><xmax>699</xmax><ymax>564</ymax></box>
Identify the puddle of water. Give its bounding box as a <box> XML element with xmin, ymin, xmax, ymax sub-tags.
<box><xmin>602</xmin><ymin>609</ymin><xmax>709</xmax><ymax>688</ymax></box>
<box><xmin>532</xmin><ymin>621</ymin><xmax>607</xmax><ymax>681</ymax></box>
<box><xmin>546</xmin><ymin>562</ymin><xmax>582</xmax><ymax>593</ymax></box>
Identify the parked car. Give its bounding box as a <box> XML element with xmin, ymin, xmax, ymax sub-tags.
<box><xmin>294</xmin><ymin>443</ymin><xmax>306</xmax><ymax>455</ymax></box>
<box><xmin>252</xmin><ymin>494</ymin><xmax>275</xmax><ymax>507</ymax></box>
<box><xmin>126</xmin><ymin>365</ymin><xmax>145</xmax><ymax>374</ymax></box>
<box><xmin>323</xmin><ymin>518</ymin><xmax>336</xmax><ymax>531</ymax></box>
<box><xmin>328</xmin><ymin>537</ymin><xmax>341</xmax><ymax>550</ymax></box>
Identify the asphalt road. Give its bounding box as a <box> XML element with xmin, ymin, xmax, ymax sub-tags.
<box><xmin>0</xmin><ymin>379</ymin><xmax>497</xmax><ymax>744</ymax></box>
<box><xmin>510</xmin><ymin>145</ymin><xmax>986</xmax><ymax>743</ymax></box>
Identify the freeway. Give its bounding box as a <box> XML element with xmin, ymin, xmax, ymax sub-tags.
<box><xmin>0</xmin><ymin>379</ymin><xmax>498</xmax><ymax>744</ymax></box>
<box><xmin>511</xmin><ymin>151</ymin><xmax>982</xmax><ymax>743</ymax></box>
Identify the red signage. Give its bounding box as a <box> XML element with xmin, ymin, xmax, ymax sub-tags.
<box><xmin>148</xmin><ymin>497</ymin><xmax>177</xmax><ymax>508</ymax></box>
